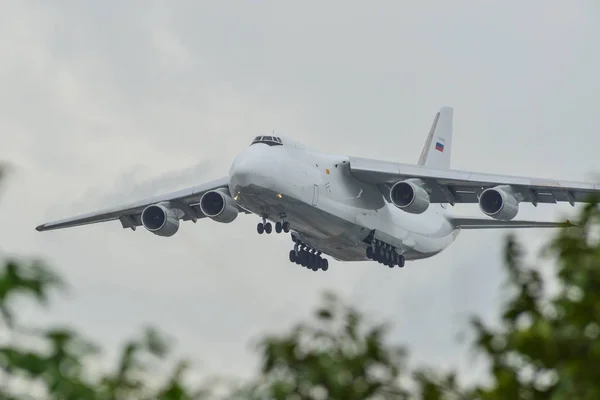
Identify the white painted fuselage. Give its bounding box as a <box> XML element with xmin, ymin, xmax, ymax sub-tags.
<box><xmin>228</xmin><ymin>139</ymin><xmax>460</xmax><ymax>262</ymax></box>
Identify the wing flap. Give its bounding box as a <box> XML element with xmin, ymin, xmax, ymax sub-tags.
<box><xmin>36</xmin><ymin>176</ymin><xmax>231</xmax><ymax>232</ymax></box>
<box><xmin>448</xmin><ymin>217</ymin><xmax>574</xmax><ymax>230</ymax></box>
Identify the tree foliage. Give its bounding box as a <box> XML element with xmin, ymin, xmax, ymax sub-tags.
<box><xmin>234</xmin><ymin>291</ymin><xmax>412</xmax><ymax>399</ymax></box>
<box><xmin>465</xmin><ymin>200</ymin><xmax>600</xmax><ymax>399</ymax></box>
<box><xmin>0</xmin><ymin>261</ymin><xmax>210</xmax><ymax>399</ymax></box>
<box><xmin>3</xmin><ymin>164</ymin><xmax>600</xmax><ymax>398</ymax></box>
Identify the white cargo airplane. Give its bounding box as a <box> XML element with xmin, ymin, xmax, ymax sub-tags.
<box><xmin>37</xmin><ymin>107</ymin><xmax>596</xmax><ymax>271</ymax></box>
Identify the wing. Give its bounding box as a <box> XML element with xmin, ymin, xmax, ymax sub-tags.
<box><xmin>448</xmin><ymin>217</ymin><xmax>574</xmax><ymax>229</ymax></box>
<box><xmin>348</xmin><ymin>157</ymin><xmax>600</xmax><ymax>206</ymax></box>
<box><xmin>36</xmin><ymin>176</ymin><xmax>247</xmax><ymax>232</ymax></box>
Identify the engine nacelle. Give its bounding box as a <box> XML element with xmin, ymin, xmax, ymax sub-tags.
<box><xmin>199</xmin><ymin>189</ymin><xmax>238</xmax><ymax>223</ymax></box>
<box><xmin>141</xmin><ymin>203</ymin><xmax>180</xmax><ymax>237</ymax></box>
<box><xmin>390</xmin><ymin>179</ymin><xmax>430</xmax><ymax>214</ymax></box>
<box><xmin>478</xmin><ymin>186</ymin><xmax>519</xmax><ymax>221</ymax></box>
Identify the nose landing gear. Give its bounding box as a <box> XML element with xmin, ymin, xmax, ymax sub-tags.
<box><xmin>275</xmin><ymin>221</ymin><xmax>291</xmax><ymax>234</ymax></box>
<box><xmin>257</xmin><ymin>221</ymin><xmax>272</xmax><ymax>234</ymax></box>
<box><xmin>257</xmin><ymin>215</ymin><xmax>290</xmax><ymax>235</ymax></box>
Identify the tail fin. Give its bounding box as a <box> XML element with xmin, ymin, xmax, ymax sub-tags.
<box><xmin>417</xmin><ymin>106</ymin><xmax>453</xmax><ymax>169</ymax></box>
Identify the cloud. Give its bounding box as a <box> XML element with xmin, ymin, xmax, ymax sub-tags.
<box><xmin>1</xmin><ymin>0</ymin><xmax>599</xmax><ymax>386</ymax></box>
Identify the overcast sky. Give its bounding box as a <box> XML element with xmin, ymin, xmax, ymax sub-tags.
<box><xmin>1</xmin><ymin>0</ymin><xmax>599</xmax><ymax>388</ymax></box>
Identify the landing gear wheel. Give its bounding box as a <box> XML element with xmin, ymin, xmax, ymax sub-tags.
<box><xmin>398</xmin><ymin>255</ymin><xmax>405</xmax><ymax>268</ymax></box>
<box><xmin>275</xmin><ymin>222</ymin><xmax>282</xmax><ymax>233</ymax></box>
<box><xmin>321</xmin><ymin>259</ymin><xmax>329</xmax><ymax>271</ymax></box>
<box><xmin>257</xmin><ymin>223</ymin><xmax>264</xmax><ymax>234</ymax></box>
<box><xmin>289</xmin><ymin>250</ymin><xmax>296</xmax><ymax>263</ymax></box>
<box><xmin>264</xmin><ymin>222</ymin><xmax>272</xmax><ymax>234</ymax></box>
<box><xmin>366</xmin><ymin>246</ymin><xmax>374</xmax><ymax>259</ymax></box>
<box><xmin>300</xmin><ymin>251</ymin><xmax>307</xmax><ymax>266</ymax></box>
<box><xmin>282</xmin><ymin>222</ymin><xmax>290</xmax><ymax>233</ymax></box>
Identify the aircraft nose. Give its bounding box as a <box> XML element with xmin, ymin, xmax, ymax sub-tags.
<box><xmin>229</xmin><ymin>144</ymin><xmax>274</xmax><ymax>193</ymax></box>
<box><xmin>231</xmin><ymin>157</ymin><xmax>254</xmax><ymax>186</ymax></box>
<box><xmin>230</xmin><ymin>148</ymin><xmax>260</xmax><ymax>188</ymax></box>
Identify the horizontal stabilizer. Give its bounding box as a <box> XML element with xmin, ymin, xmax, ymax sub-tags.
<box><xmin>448</xmin><ymin>216</ymin><xmax>574</xmax><ymax>229</ymax></box>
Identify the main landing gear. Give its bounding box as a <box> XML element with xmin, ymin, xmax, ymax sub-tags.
<box><xmin>366</xmin><ymin>240</ymin><xmax>405</xmax><ymax>268</ymax></box>
<box><xmin>289</xmin><ymin>234</ymin><xmax>329</xmax><ymax>271</ymax></box>
<box><xmin>257</xmin><ymin>216</ymin><xmax>290</xmax><ymax>235</ymax></box>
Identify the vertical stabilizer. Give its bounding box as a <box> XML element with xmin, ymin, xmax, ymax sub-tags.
<box><xmin>417</xmin><ymin>106</ymin><xmax>453</xmax><ymax>170</ymax></box>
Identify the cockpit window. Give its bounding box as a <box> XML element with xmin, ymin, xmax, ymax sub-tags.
<box><xmin>250</xmin><ymin>136</ymin><xmax>283</xmax><ymax>146</ymax></box>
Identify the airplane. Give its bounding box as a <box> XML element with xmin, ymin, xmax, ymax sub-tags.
<box><xmin>36</xmin><ymin>107</ymin><xmax>597</xmax><ymax>271</ymax></box>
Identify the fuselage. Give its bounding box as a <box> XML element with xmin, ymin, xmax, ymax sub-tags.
<box><xmin>228</xmin><ymin>138</ymin><xmax>460</xmax><ymax>262</ymax></box>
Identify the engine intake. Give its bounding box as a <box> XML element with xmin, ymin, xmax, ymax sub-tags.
<box><xmin>390</xmin><ymin>179</ymin><xmax>430</xmax><ymax>214</ymax></box>
<box><xmin>141</xmin><ymin>203</ymin><xmax>180</xmax><ymax>237</ymax></box>
<box><xmin>199</xmin><ymin>190</ymin><xmax>238</xmax><ymax>223</ymax></box>
<box><xmin>479</xmin><ymin>186</ymin><xmax>519</xmax><ymax>221</ymax></box>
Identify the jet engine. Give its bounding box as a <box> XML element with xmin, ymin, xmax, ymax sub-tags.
<box><xmin>478</xmin><ymin>186</ymin><xmax>519</xmax><ymax>221</ymax></box>
<box><xmin>141</xmin><ymin>203</ymin><xmax>180</xmax><ymax>237</ymax></box>
<box><xmin>199</xmin><ymin>189</ymin><xmax>238</xmax><ymax>223</ymax></box>
<box><xmin>390</xmin><ymin>179</ymin><xmax>430</xmax><ymax>214</ymax></box>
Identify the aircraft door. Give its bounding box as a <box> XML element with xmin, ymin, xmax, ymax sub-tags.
<box><xmin>312</xmin><ymin>184</ymin><xmax>319</xmax><ymax>206</ymax></box>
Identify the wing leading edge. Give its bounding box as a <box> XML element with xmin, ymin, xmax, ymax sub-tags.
<box><xmin>348</xmin><ymin>156</ymin><xmax>600</xmax><ymax>207</ymax></box>
<box><xmin>36</xmin><ymin>176</ymin><xmax>239</xmax><ymax>232</ymax></box>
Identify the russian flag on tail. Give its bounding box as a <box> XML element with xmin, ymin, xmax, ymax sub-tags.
<box><xmin>435</xmin><ymin>138</ymin><xmax>444</xmax><ymax>152</ymax></box>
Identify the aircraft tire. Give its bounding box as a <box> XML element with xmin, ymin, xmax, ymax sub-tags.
<box><xmin>283</xmin><ymin>222</ymin><xmax>290</xmax><ymax>233</ymax></box>
<box><xmin>299</xmin><ymin>251</ymin><xmax>307</xmax><ymax>265</ymax></box>
<box><xmin>321</xmin><ymin>259</ymin><xmax>329</xmax><ymax>271</ymax></box>
<box><xmin>257</xmin><ymin>223</ymin><xmax>264</xmax><ymax>234</ymax></box>
<box><xmin>275</xmin><ymin>222</ymin><xmax>282</xmax><ymax>233</ymax></box>
<box><xmin>398</xmin><ymin>255</ymin><xmax>405</xmax><ymax>268</ymax></box>
<box><xmin>289</xmin><ymin>250</ymin><xmax>296</xmax><ymax>263</ymax></box>
<box><xmin>385</xmin><ymin>251</ymin><xmax>392</xmax><ymax>263</ymax></box>
<box><xmin>264</xmin><ymin>222</ymin><xmax>272</xmax><ymax>234</ymax></box>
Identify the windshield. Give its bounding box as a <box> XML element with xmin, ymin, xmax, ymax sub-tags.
<box><xmin>250</xmin><ymin>136</ymin><xmax>283</xmax><ymax>146</ymax></box>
